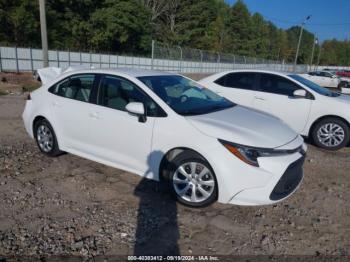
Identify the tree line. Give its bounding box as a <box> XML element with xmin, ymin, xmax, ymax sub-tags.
<box><xmin>0</xmin><ymin>0</ymin><xmax>349</xmax><ymax>66</ymax></box>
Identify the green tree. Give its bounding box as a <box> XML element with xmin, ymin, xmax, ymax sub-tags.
<box><xmin>204</xmin><ymin>0</ymin><xmax>231</xmax><ymax>52</ymax></box>
<box><xmin>45</xmin><ymin>0</ymin><xmax>103</xmax><ymax>50</ymax></box>
<box><xmin>251</xmin><ymin>13</ymin><xmax>269</xmax><ymax>58</ymax></box>
<box><xmin>321</xmin><ymin>39</ymin><xmax>350</xmax><ymax>66</ymax></box>
<box><xmin>286</xmin><ymin>26</ymin><xmax>315</xmax><ymax>64</ymax></box>
<box><xmin>226</xmin><ymin>0</ymin><xmax>253</xmax><ymax>56</ymax></box>
<box><xmin>88</xmin><ymin>0</ymin><xmax>151</xmax><ymax>53</ymax></box>
<box><xmin>0</xmin><ymin>0</ymin><xmax>40</xmax><ymax>47</ymax></box>
<box><xmin>172</xmin><ymin>0</ymin><xmax>218</xmax><ymax>49</ymax></box>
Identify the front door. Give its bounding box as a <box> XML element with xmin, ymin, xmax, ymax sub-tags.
<box><xmin>252</xmin><ymin>73</ymin><xmax>312</xmax><ymax>133</ymax></box>
<box><xmin>88</xmin><ymin>75</ymin><xmax>158</xmax><ymax>175</ymax></box>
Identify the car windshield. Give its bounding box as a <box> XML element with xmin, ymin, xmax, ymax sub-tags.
<box><xmin>138</xmin><ymin>75</ymin><xmax>235</xmax><ymax>116</ymax></box>
<box><xmin>289</xmin><ymin>74</ymin><xmax>340</xmax><ymax>97</ymax></box>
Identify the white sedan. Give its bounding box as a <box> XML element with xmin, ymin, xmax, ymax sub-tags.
<box><xmin>22</xmin><ymin>67</ymin><xmax>306</xmax><ymax>207</ymax></box>
<box><xmin>199</xmin><ymin>70</ymin><xmax>350</xmax><ymax>150</ymax></box>
<box><xmin>299</xmin><ymin>71</ymin><xmax>349</xmax><ymax>89</ymax></box>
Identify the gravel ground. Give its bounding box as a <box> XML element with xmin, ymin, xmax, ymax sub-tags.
<box><xmin>0</xmin><ymin>76</ymin><xmax>350</xmax><ymax>259</ymax></box>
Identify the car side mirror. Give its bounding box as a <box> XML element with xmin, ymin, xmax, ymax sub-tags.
<box><xmin>331</xmin><ymin>75</ymin><xmax>337</xmax><ymax>78</ymax></box>
<box><xmin>292</xmin><ymin>89</ymin><xmax>307</xmax><ymax>98</ymax></box>
<box><xmin>126</xmin><ymin>102</ymin><xmax>146</xmax><ymax>122</ymax></box>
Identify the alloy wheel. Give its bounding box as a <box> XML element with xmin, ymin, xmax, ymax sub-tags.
<box><xmin>317</xmin><ymin>123</ymin><xmax>345</xmax><ymax>147</ymax></box>
<box><xmin>173</xmin><ymin>162</ymin><xmax>215</xmax><ymax>203</ymax></box>
<box><xmin>36</xmin><ymin>125</ymin><xmax>54</xmax><ymax>152</ymax></box>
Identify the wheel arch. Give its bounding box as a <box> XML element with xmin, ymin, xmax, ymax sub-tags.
<box><xmin>158</xmin><ymin>146</ymin><xmax>219</xmax><ymax>203</ymax></box>
<box><xmin>158</xmin><ymin>147</ymin><xmax>213</xmax><ymax>181</ymax></box>
<box><xmin>32</xmin><ymin>115</ymin><xmax>48</xmax><ymax>134</ymax></box>
<box><xmin>32</xmin><ymin>115</ymin><xmax>61</xmax><ymax>149</ymax></box>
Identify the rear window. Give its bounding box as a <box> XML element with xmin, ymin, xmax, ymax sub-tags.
<box><xmin>49</xmin><ymin>74</ymin><xmax>95</xmax><ymax>102</ymax></box>
<box><xmin>214</xmin><ymin>72</ymin><xmax>256</xmax><ymax>90</ymax></box>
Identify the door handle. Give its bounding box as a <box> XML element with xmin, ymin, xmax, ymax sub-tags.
<box><xmin>254</xmin><ymin>96</ymin><xmax>266</xmax><ymax>101</ymax></box>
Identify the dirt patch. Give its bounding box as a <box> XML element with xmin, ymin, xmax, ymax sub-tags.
<box><xmin>0</xmin><ymin>72</ymin><xmax>40</xmax><ymax>95</ymax></box>
<box><xmin>0</xmin><ymin>83</ymin><xmax>350</xmax><ymax>258</ymax></box>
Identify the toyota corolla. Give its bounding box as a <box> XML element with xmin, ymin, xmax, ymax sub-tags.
<box><xmin>23</xmin><ymin>67</ymin><xmax>306</xmax><ymax>207</ymax></box>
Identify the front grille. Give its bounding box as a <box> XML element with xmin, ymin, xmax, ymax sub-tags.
<box><xmin>269</xmin><ymin>156</ymin><xmax>305</xmax><ymax>201</ymax></box>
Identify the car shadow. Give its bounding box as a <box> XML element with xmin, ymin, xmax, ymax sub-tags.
<box><xmin>133</xmin><ymin>151</ymin><xmax>180</xmax><ymax>256</ymax></box>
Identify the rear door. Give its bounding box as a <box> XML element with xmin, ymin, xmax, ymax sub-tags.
<box><xmin>252</xmin><ymin>73</ymin><xmax>312</xmax><ymax>133</ymax></box>
<box><xmin>49</xmin><ymin>74</ymin><xmax>97</xmax><ymax>152</ymax></box>
<box><xmin>210</xmin><ymin>72</ymin><xmax>257</xmax><ymax>107</ymax></box>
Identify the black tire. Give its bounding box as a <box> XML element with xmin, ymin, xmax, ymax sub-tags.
<box><xmin>165</xmin><ymin>151</ymin><xmax>218</xmax><ymax>207</ymax></box>
<box><xmin>311</xmin><ymin>117</ymin><xmax>350</xmax><ymax>150</ymax></box>
<box><xmin>338</xmin><ymin>81</ymin><xmax>348</xmax><ymax>90</ymax></box>
<box><xmin>34</xmin><ymin>119</ymin><xmax>62</xmax><ymax>157</ymax></box>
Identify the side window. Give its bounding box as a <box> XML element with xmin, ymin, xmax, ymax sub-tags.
<box><xmin>214</xmin><ymin>75</ymin><xmax>226</xmax><ymax>86</ymax></box>
<box><xmin>49</xmin><ymin>74</ymin><xmax>95</xmax><ymax>102</ymax></box>
<box><xmin>258</xmin><ymin>74</ymin><xmax>301</xmax><ymax>96</ymax></box>
<box><xmin>98</xmin><ymin>76</ymin><xmax>163</xmax><ymax>117</ymax></box>
<box><xmin>215</xmin><ymin>73</ymin><xmax>255</xmax><ymax>90</ymax></box>
<box><xmin>319</xmin><ymin>72</ymin><xmax>332</xmax><ymax>78</ymax></box>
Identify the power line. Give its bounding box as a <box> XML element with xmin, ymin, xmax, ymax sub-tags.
<box><xmin>304</xmin><ymin>22</ymin><xmax>350</xmax><ymax>26</ymax></box>
<box><xmin>264</xmin><ymin>16</ymin><xmax>350</xmax><ymax>26</ymax></box>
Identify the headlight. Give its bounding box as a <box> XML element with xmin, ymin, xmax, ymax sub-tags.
<box><xmin>219</xmin><ymin>139</ymin><xmax>305</xmax><ymax>167</ymax></box>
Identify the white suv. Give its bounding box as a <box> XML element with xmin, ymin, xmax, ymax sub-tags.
<box><xmin>199</xmin><ymin>70</ymin><xmax>350</xmax><ymax>150</ymax></box>
<box><xmin>23</xmin><ymin>68</ymin><xmax>306</xmax><ymax>207</ymax></box>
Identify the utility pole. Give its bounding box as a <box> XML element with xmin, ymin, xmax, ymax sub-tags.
<box><xmin>39</xmin><ymin>0</ymin><xmax>49</xmax><ymax>67</ymax></box>
<box><xmin>276</xmin><ymin>48</ymin><xmax>280</xmax><ymax>61</ymax></box>
<box><xmin>310</xmin><ymin>36</ymin><xmax>318</xmax><ymax>71</ymax></box>
<box><xmin>316</xmin><ymin>46</ymin><xmax>322</xmax><ymax>71</ymax></box>
<box><xmin>294</xmin><ymin>15</ymin><xmax>311</xmax><ymax>72</ymax></box>
<box><xmin>151</xmin><ymin>40</ymin><xmax>155</xmax><ymax>70</ymax></box>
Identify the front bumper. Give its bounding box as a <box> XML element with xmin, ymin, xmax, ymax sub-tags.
<box><xmin>208</xmin><ymin>135</ymin><xmax>306</xmax><ymax>206</ymax></box>
<box><xmin>269</xmin><ymin>155</ymin><xmax>305</xmax><ymax>201</ymax></box>
<box><xmin>227</xmin><ymin>151</ymin><xmax>305</xmax><ymax>206</ymax></box>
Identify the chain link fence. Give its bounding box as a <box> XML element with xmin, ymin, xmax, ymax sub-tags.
<box><xmin>0</xmin><ymin>41</ymin><xmax>309</xmax><ymax>74</ymax></box>
<box><xmin>151</xmin><ymin>41</ymin><xmax>308</xmax><ymax>73</ymax></box>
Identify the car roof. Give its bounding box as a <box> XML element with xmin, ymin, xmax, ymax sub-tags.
<box><xmin>214</xmin><ymin>69</ymin><xmax>292</xmax><ymax>76</ymax></box>
<box><xmin>64</xmin><ymin>67</ymin><xmax>177</xmax><ymax>78</ymax></box>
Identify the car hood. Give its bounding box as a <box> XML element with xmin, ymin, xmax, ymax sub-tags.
<box><xmin>186</xmin><ymin>106</ymin><xmax>298</xmax><ymax>148</ymax></box>
<box><xmin>334</xmin><ymin>94</ymin><xmax>350</xmax><ymax>103</ymax></box>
